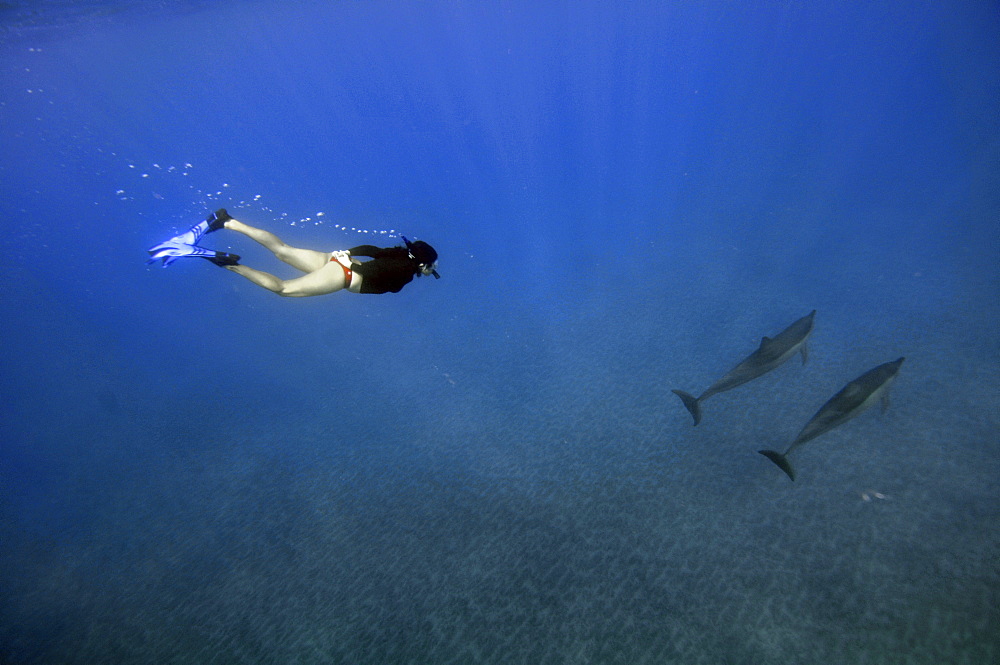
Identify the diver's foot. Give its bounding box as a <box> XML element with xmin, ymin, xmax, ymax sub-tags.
<box><xmin>167</xmin><ymin>209</ymin><xmax>232</xmax><ymax>246</ymax></box>
<box><xmin>203</xmin><ymin>252</ymin><xmax>240</xmax><ymax>267</ymax></box>
<box><xmin>206</xmin><ymin>208</ymin><xmax>232</xmax><ymax>233</ymax></box>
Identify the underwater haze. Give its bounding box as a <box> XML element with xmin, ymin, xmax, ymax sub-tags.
<box><xmin>1</xmin><ymin>1</ymin><xmax>998</xmax><ymax>663</ymax></box>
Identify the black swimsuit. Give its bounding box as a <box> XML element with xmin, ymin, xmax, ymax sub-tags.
<box><xmin>349</xmin><ymin>245</ymin><xmax>419</xmax><ymax>294</ymax></box>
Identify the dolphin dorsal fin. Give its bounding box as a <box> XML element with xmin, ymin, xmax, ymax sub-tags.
<box><xmin>758</xmin><ymin>336</ymin><xmax>773</xmax><ymax>350</ymax></box>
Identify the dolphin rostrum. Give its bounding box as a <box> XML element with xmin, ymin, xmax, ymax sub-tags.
<box><xmin>672</xmin><ymin>310</ymin><xmax>816</xmax><ymax>426</ymax></box>
<box><xmin>758</xmin><ymin>357</ymin><xmax>905</xmax><ymax>481</ymax></box>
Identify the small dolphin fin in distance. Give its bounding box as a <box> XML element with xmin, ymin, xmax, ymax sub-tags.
<box><xmin>757</xmin><ymin>449</ymin><xmax>796</xmax><ymax>481</ymax></box>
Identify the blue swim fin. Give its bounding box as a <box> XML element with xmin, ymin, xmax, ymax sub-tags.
<box><xmin>147</xmin><ymin>209</ymin><xmax>236</xmax><ymax>267</ymax></box>
<box><xmin>146</xmin><ymin>240</ymin><xmax>239</xmax><ymax>267</ymax></box>
<box><xmin>161</xmin><ymin>208</ymin><xmax>232</xmax><ymax>247</ymax></box>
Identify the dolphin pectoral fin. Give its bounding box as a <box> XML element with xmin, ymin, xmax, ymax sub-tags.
<box><xmin>800</xmin><ymin>342</ymin><xmax>809</xmax><ymax>365</ymax></box>
<box><xmin>758</xmin><ymin>450</ymin><xmax>796</xmax><ymax>481</ymax></box>
<box><xmin>881</xmin><ymin>390</ymin><xmax>891</xmax><ymax>414</ymax></box>
<box><xmin>671</xmin><ymin>389</ymin><xmax>702</xmax><ymax>426</ymax></box>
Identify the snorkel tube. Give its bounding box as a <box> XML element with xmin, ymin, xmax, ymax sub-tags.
<box><xmin>401</xmin><ymin>235</ymin><xmax>440</xmax><ymax>279</ymax></box>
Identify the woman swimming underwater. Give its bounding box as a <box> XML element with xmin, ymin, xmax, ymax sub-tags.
<box><xmin>147</xmin><ymin>209</ymin><xmax>439</xmax><ymax>297</ymax></box>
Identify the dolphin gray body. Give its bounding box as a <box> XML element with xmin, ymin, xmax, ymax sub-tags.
<box><xmin>672</xmin><ymin>310</ymin><xmax>816</xmax><ymax>425</ymax></box>
<box><xmin>759</xmin><ymin>357</ymin><xmax>905</xmax><ymax>481</ymax></box>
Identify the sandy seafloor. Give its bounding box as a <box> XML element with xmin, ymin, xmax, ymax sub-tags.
<box><xmin>1</xmin><ymin>2</ymin><xmax>997</xmax><ymax>663</ymax></box>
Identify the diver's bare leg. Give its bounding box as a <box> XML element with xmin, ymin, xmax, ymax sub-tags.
<box><xmin>224</xmin><ymin>219</ymin><xmax>330</xmax><ymax>273</ymax></box>
<box><xmin>224</xmin><ymin>260</ymin><xmax>347</xmax><ymax>297</ymax></box>
<box><xmin>224</xmin><ymin>265</ymin><xmax>285</xmax><ymax>294</ymax></box>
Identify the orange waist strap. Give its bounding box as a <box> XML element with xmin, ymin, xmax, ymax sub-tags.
<box><xmin>331</xmin><ymin>255</ymin><xmax>352</xmax><ymax>287</ymax></box>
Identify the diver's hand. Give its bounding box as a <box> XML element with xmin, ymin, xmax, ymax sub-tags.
<box><xmin>331</xmin><ymin>250</ymin><xmax>355</xmax><ymax>266</ymax></box>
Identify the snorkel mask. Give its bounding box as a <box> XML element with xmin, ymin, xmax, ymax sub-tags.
<box><xmin>401</xmin><ymin>235</ymin><xmax>440</xmax><ymax>279</ymax></box>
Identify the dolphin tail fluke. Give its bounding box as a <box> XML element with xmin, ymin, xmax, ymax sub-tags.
<box><xmin>671</xmin><ymin>390</ymin><xmax>702</xmax><ymax>426</ymax></box>
<box><xmin>758</xmin><ymin>450</ymin><xmax>795</xmax><ymax>481</ymax></box>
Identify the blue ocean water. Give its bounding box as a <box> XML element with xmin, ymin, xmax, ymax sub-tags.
<box><xmin>1</xmin><ymin>1</ymin><xmax>997</xmax><ymax>662</ymax></box>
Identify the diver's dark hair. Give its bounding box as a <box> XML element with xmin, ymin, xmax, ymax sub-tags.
<box><xmin>400</xmin><ymin>235</ymin><xmax>440</xmax><ymax>279</ymax></box>
<box><xmin>400</xmin><ymin>236</ymin><xmax>438</xmax><ymax>265</ymax></box>
<box><xmin>408</xmin><ymin>240</ymin><xmax>438</xmax><ymax>266</ymax></box>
